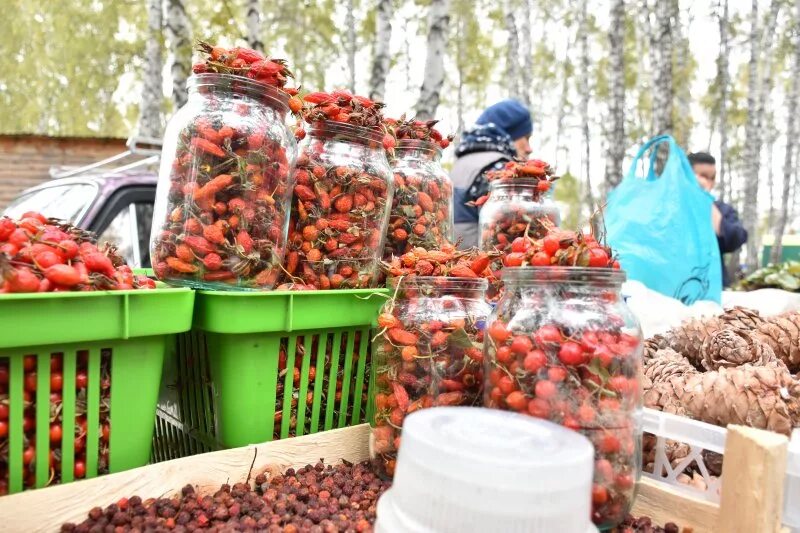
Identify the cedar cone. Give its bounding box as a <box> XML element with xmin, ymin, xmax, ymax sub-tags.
<box><xmin>643</xmin><ymin>335</ymin><xmax>668</xmax><ymax>363</ymax></box>
<box><xmin>754</xmin><ymin>311</ymin><xmax>800</xmax><ymax>372</ymax></box>
<box><xmin>644</xmin><ymin>349</ymin><xmax>697</xmax><ymax>383</ymax></box>
<box><xmin>644</xmin><ymin>362</ymin><xmax>800</xmax><ymax>435</ymax></box>
<box><xmin>700</xmin><ymin>328</ymin><xmax>780</xmax><ymax>371</ymax></box>
<box><xmin>655</xmin><ymin>307</ymin><xmax>765</xmax><ymax>368</ymax></box>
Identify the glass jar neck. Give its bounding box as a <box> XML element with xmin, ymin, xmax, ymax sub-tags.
<box><xmin>394</xmin><ymin>140</ymin><xmax>442</xmax><ymax>162</ymax></box>
<box><xmin>502</xmin><ymin>267</ymin><xmax>625</xmax><ymax>291</ymax></box>
<box><xmin>308</xmin><ymin>121</ymin><xmax>385</xmax><ymax>150</ymax></box>
<box><xmin>489</xmin><ymin>177</ymin><xmax>544</xmax><ymax>194</ymax></box>
<box><xmin>187</xmin><ymin>73</ymin><xmax>290</xmax><ymax>113</ymax></box>
<box><xmin>390</xmin><ymin>276</ymin><xmax>488</xmax><ymax>299</ymax></box>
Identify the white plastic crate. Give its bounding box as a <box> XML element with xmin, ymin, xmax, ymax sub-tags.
<box><xmin>642</xmin><ymin>408</ymin><xmax>800</xmax><ymax>530</ymax></box>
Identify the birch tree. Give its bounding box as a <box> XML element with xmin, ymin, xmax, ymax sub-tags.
<box><xmin>415</xmin><ymin>0</ymin><xmax>451</xmax><ymax>120</ymax></box>
<box><xmin>772</xmin><ymin>0</ymin><xmax>800</xmax><ymax>263</ymax></box>
<box><xmin>605</xmin><ymin>0</ymin><xmax>625</xmax><ymax>192</ymax></box>
<box><xmin>368</xmin><ymin>0</ymin><xmax>392</xmax><ymax>101</ymax></box>
<box><xmin>717</xmin><ymin>0</ymin><xmax>731</xmax><ymax>202</ymax></box>
<box><xmin>519</xmin><ymin>0</ymin><xmax>533</xmax><ymax>107</ymax></box>
<box><xmin>504</xmin><ymin>0</ymin><xmax>522</xmax><ymax>100</ymax></box>
<box><xmin>651</xmin><ymin>0</ymin><xmax>674</xmax><ymax>137</ymax></box>
<box><xmin>165</xmin><ymin>0</ymin><xmax>191</xmax><ymax>110</ymax></box>
<box><xmin>578</xmin><ymin>0</ymin><xmax>594</xmax><ymax>208</ymax></box>
<box><xmin>345</xmin><ymin>0</ymin><xmax>356</xmax><ymax>92</ymax></box>
<box><xmin>138</xmin><ymin>0</ymin><xmax>164</xmax><ymax>138</ymax></box>
<box><xmin>245</xmin><ymin>0</ymin><xmax>263</xmax><ymax>53</ymax></box>
<box><xmin>742</xmin><ymin>0</ymin><xmax>761</xmax><ymax>271</ymax></box>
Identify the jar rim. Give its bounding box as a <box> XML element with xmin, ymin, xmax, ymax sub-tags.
<box><xmin>395</xmin><ymin>139</ymin><xmax>442</xmax><ymax>155</ymax></box>
<box><xmin>489</xmin><ymin>177</ymin><xmax>546</xmax><ymax>188</ymax></box>
<box><xmin>388</xmin><ymin>275</ymin><xmax>489</xmax><ymax>292</ymax></box>
<box><xmin>501</xmin><ymin>266</ymin><xmax>626</xmax><ymax>285</ymax></box>
<box><xmin>309</xmin><ymin>120</ymin><xmax>385</xmax><ymax>144</ymax></box>
<box><xmin>187</xmin><ymin>73</ymin><xmax>290</xmax><ymax>111</ymax></box>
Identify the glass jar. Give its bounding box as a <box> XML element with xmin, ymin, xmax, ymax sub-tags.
<box><xmin>150</xmin><ymin>74</ymin><xmax>297</xmax><ymax>290</ymax></box>
<box><xmin>483</xmin><ymin>267</ymin><xmax>642</xmax><ymax>530</ymax></box>
<box><xmin>384</xmin><ymin>140</ymin><xmax>454</xmax><ymax>259</ymax></box>
<box><xmin>370</xmin><ymin>277</ymin><xmax>489</xmax><ymax>479</ymax></box>
<box><xmin>285</xmin><ymin>122</ymin><xmax>393</xmax><ymax>289</ymax></box>
<box><xmin>478</xmin><ymin>178</ymin><xmax>560</xmax><ymax>253</ymax></box>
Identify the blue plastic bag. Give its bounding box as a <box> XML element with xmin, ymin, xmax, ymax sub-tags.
<box><xmin>606</xmin><ymin>135</ymin><xmax>722</xmax><ymax>304</ymax></box>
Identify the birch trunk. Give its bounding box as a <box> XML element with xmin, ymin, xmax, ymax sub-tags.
<box><xmin>415</xmin><ymin>0</ymin><xmax>451</xmax><ymax>120</ymax></box>
<box><xmin>766</xmin><ymin>126</ymin><xmax>776</xmax><ymax>231</ymax></box>
<box><xmin>455</xmin><ymin>14</ymin><xmax>465</xmax><ymax>136</ymax></box>
<box><xmin>717</xmin><ymin>0</ymin><xmax>730</xmax><ymax>202</ymax></box>
<box><xmin>754</xmin><ymin>0</ymin><xmax>781</xmax><ymax>159</ymax></box>
<box><xmin>519</xmin><ymin>0</ymin><xmax>533</xmax><ymax>107</ymax></box>
<box><xmin>245</xmin><ymin>0</ymin><xmax>264</xmax><ymax>53</ymax></box>
<box><xmin>772</xmin><ymin>0</ymin><xmax>800</xmax><ymax>263</ymax></box>
<box><xmin>652</xmin><ymin>0</ymin><xmax>674</xmax><ymax>137</ymax></box>
<box><xmin>742</xmin><ymin>0</ymin><xmax>761</xmax><ymax>271</ymax></box>
<box><xmin>165</xmin><ymin>0</ymin><xmax>191</xmax><ymax>110</ymax></box>
<box><xmin>138</xmin><ymin>0</ymin><xmax>164</xmax><ymax>138</ymax></box>
<box><xmin>368</xmin><ymin>0</ymin><xmax>393</xmax><ymax>101</ymax></box>
<box><xmin>578</xmin><ymin>0</ymin><xmax>593</xmax><ymax>209</ymax></box>
<box><xmin>504</xmin><ymin>0</ymin><xmax>521</xmax><ymax>100</ymax></box>
<box><xmin>604</xmin><ymin>0</ymin><xmax>625</xmax><ymax>192</ymax></box>
<box><xmin>346</xmin><ymin>0</ymin><xmax>356</xmax><ymax>93</ymax></box>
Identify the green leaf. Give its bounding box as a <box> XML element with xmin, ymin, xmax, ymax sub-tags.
<box><xmin>764</xmin><ymin>272</ymin><xmax>800</xmax><ymax>291</ymax></box>
<box><xmin>448</xmin><ymin>328</ymin><xmax>475</xmax><ymax>349</ymax></box>
<box><xmin>585</xmin><ymin>357</ymin><xmax>610</xmax><ymax>382</ymax></box>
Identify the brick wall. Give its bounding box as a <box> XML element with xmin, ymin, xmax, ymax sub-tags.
<box><xmin>0</xmin><ymin>135</ymin><xmax>127</xmax><ymax>208</ymax></box>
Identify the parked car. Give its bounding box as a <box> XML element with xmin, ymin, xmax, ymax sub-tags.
<box><xmin>2</xmin><ymin>139</ymin><xmax>160</xmax><ymax>268</ymax></box>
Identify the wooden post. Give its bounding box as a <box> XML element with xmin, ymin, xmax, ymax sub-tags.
<box><xmin>717</xmin><ymin>425</ymin><xmax>789</xmax><ymax>533</ymax></box>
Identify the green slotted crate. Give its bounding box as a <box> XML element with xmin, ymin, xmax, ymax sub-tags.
<box><xmin>153</xmin><ymin>289</ymin><xmax>387</xmax><ymax>454</ymax></box>
<box><xmin>0</xmin><ymin>288</ymin><xmax>194</xmax><ymax>495</ymax></box>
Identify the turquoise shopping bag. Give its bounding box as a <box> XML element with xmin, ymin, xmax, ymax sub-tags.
<box><xmin>606</xmin><ymin>135</ymin><xmax>722</xmax><ymax>304</ymax></box>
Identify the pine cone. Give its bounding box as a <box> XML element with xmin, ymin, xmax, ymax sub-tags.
<box><xmin>754</xmin><ymin>311</ymin><xmax>800</xmax><ymax>372</ymax></box>
<box><xmin>643</xmin><ymin>335</ymin><xmax>668</xmax><ymax>363</ymax></box>
<box><xmin>700</xmin><ymin>328</ymin><xmax>780</xmax><ymax>371</ymax></box>
<box><xmin>646</xmin><ymin>362</ymin><xmax>800</xmax><ymax>435</ymax></box>
<box><xmin>719</xmin><ymin>306</ymin><xmax>765</xmax><ymax>330</ymax></box>
<box><xmin>644</xmin><ymin>349</ymin><xmax>698</xmax><ymax>383</ymax></box>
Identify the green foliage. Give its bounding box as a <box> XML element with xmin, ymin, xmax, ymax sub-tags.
<box><xmin>553</xmin><ymin>171</ymin><xmax>581</xmax><ymax>229</ymax></box>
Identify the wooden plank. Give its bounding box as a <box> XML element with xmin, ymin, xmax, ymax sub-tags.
<box><xmin>632</xmin><ymin>477</ymin><xmax>719</xmax><ymax>533</ymax></box>
<box><xmin>717</xmin><ymin>425</ymin><xmax>788</xmax><ymax>533</ymax></box>
<box><xmin>0</xmin><ymin>424</ymin><xmax>371</xmax><ymax>533</ymax></box>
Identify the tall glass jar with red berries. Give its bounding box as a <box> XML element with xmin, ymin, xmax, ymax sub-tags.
<box><xmin>483</xmin><ymin>267</ymin><xmax>642</xmax><ymax>530</ymax></box>
<box><xmin>383</xmin><ymin>140</ymin><xmax>454</xmax><ymax>258</ymax></box>
<box><xmin>285</xmin><ymin>122</ymin><xmax>393</xmax><ymax>288</ymax></box>
<box><xmin>370</xmin><ymin>276</ymin><xmax>489</xmax><ymax>479</ymax></box>
<box><xmin>478</xmin><ymin>178</ymin><xmax>560</xmax><ymax>254</ymax></box>
<box><xmin>150</xmin><ymin>73</ymin><xmax>297</xmax><ymax>290</ymax></box>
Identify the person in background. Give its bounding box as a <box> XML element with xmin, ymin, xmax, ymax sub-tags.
<box><xmin>450</xmin><ymin>99</ymin><xmax>533</xmax><ymax>249</ymax></box>
<box><xmin>688</xmin><ymin>152</ymin><xmax>748</xmax><ymax>287</ymax></box>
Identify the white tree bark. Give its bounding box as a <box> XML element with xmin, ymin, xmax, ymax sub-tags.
<box><xmin>245</xmin><ymin>0</ymin><xmax>264</xmax><ymax>53</ymax></box>
<box><xmin>138</xmin><ymin>0</ymin><xmax>164</xmax><ymax>138</ymax></box>
<box><xmin>772</xmin><ymin>0</ymin><xmax>800</xmax><ymax>263</ymax></box>
<box><xmin>165</xmin><ymin>0</ymin><xmax>191</xmax><ymax>110</ymax></box>
<box><xmin>717</xmin><ymin>0</ymin><xmax>730</xmax><ymax>202</ymax></box>
<box><xmin>605</xmin><ymin>0</ymin><xmax>625</xmax><ymax>192</ymax></box>
<box><xmin>578</xmin><ymin>0</ymin><xmax>594</xmax><ymax>209</ymax></box>
<box><xmin>519</xmin><ymin>0</ymin><xmax>533</xmax><ymax>107</ymax></box>
<box><xmin>368</xmin><ymin>0</ymin><xmax>393</xmax><ymax>101</ymax></box>
<box><xmin>415</xmin><ymin>0</ymin><xmax>451</xmax><ymax>120</ymax></box>
<box><xmin>651</xmin><ymin>0</ymin><xmax>674</xmax><ymax>137</ymax></box>
<box><xmin>346</xmin><ymin>0</ymin><xmax>357</xmax><ymax>92</ymax></box>
<box><xmin>504</xmin><ymin>0</ymin><xmax>521</xmax><ymax>100</ymax></box>
<box><xmin>455</xmin><ymin>12</ymin><xmax>465</xmax><ymax>136</ymax></box>
<box><xmin>742</xmin><ymin>0</ymin><xmax>761</xmax><ymax>271</ymax></box>
<box><xmin>754</xmin><ymin>0</ymin><xmax>781</xmax><ymax>161</ymax></box>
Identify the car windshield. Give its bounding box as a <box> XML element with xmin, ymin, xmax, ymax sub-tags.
<box><xmin>3</xmin><ymin>182</ymin><xmax>98</xmax><ymax>224</ymax></box>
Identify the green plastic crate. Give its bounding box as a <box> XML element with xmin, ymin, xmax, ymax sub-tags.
<box><xmin>154</xmin><ymin>289</ymin><xmax>387</xmax><ymax>452</ymax></box>
<box><xmin>0</xmin><ymin>288</ymin><xmax>194</xmax><ymax>494</ymax></box>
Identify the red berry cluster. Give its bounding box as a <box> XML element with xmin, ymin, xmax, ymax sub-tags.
<box><xmin>474</xmin><ymin>159</ymin><xmax>557</xmax><ymax>208</ymax></box>
<box><xmin>502</xmin><ymin>229</ymin><xmax>619</xmax><ymax>269</ymax></box>
<box><xmin>297</xmin><ymin>90</ymin><xmax>387</xmax><ymax>143</ymax></box>
<box><xmin>384</xmin><ymin>116</ymin><xmax>453</xmax><ymax>150</ymax></box>
<box><xmin>0</xmin><ymin>212</ymin><xmax>155</xmax><ymax>292</ymax></box>
<box><xmin>381</xmin><ymin>244</ymin><xmax>498</xmax><ymax>280</ymax></box>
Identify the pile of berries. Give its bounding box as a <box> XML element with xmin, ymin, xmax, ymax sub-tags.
<box><xmin>384</xmin><ymin>117</ymin><xmax>453</xmax><ymax>150</ymax></box>
<box><xmin>502</xmin><ymin>229</ymin><xmax>619</xmax><ymax>269</ymax></box>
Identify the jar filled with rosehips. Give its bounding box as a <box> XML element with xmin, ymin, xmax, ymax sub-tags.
<box><xmin>483</xmin><ymin>267</ymin><xmax>642</xmax><ymax>530</ymax></box>
<box><xmin>370</xmin><ymin>276</ymin><xmax>489</xmax><ymax>479</ymax></box>
<box><xmin>478</xmin><ymin>178</ymin><xmax>560</xmax><ymax>254</ymax></box>
<box><xmin>285</xmin><ymin>121</ymin><xmax>393</xmax><ymax>288</ymax></box>
<box><xmin>384</xmin><ymin>140</ymin><xmax>453</xmax><ymax>258</ymax></box>
<box><xmin>150</xmin><ymin>73</ymin><xmax>297</xmax><ymax>290</ymax></box>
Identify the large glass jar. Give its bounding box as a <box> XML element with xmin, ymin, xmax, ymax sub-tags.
<box><xmin>150</xmin><ymin>74</ymin><xmax>297</xmax><ymax>290</ymax></box>
<box><xmin>483</xmin><ymin>267</ymin><xmax>642</xmax><ymax>530</ymax></box>
<box><xmin>478</xmin><ymin>178</ymin><xmax>560</xmax><ymax>253</ymax></box>
<box><xmin>370</xmin><ymin>277</ymin><xmax>489</xmax><ymax>479</ymax></box>
<box><xmin>285</xmin><ymin>122</ymin><xmax>393</xmax><ymax>289</ymax></box>
<box><xmin>383</xmin><ymin>140</ymin><xmax>453</xmax><ymax>259</ymax></box>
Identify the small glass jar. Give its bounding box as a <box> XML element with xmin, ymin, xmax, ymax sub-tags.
<box><xmin>384</xmin><ymin>140</ymin><xmax>454</xmax><ymax>259</ymax></box>
<box><xmin>478</xmin><ymin>178</ymin><xmax>560</xmax><ymax>253</ymax></box>
<box><xmin>150</xmin><ymin>74</ymin><xmax>297</xmax><ymax>290</ymax></box>
<box><xmin>285</xmin><ymin>122</ymin><xmax>393</xmax><ymax>288</ymax></box>
<box><xmin>370</xmin><ymin>277</ymin><xmax>490</xmax><ymax>479</ymax></box>
<box><xmin>483</xmin><ymin>267</ymin><xmax>642</xmax><ymax>530</ymax></box>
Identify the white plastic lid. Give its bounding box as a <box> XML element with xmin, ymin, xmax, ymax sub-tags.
<box><xmin>374</xmin><ymin>407</ymin><xmax>597</xmax><ymax>533</ymax></box>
